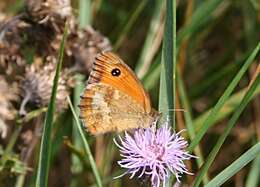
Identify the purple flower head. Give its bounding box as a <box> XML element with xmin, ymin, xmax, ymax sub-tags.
<box><xmin>114</xmin><ymin>122</ymin><xmax>194</xmax><ymax>187</ymax></box>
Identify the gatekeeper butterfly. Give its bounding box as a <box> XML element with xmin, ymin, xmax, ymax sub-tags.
<box><xmin>79</xmin><ymin>52</ymin><xmax>159</xmax><ymax>135</ymax></box>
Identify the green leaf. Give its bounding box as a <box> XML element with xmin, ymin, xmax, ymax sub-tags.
<box><xmin>205</xmin><ymin>143</ymin><xmax>260</xmax><ymax>187</ymax></box>
<box><xmin>0</xmin><ymin>125</ymin><xmax>22</xmax><ymax>171</ymax></box>
<box><xmin>194</xmin><ymin>86</ymin><xmax>260</xmax><ymax>131</ymax></box>
<box><xmin>159</xmin><ymin>0</ymin><xmax>176</xmax><ymax>127</ymax></box>
<box><xmin>72</xmin><ymin>0</ymin><xmax>91</xmax><ymax>179</ymax></box>
<box><xmin>79</xmin><ymin>0</ymin><xmax>91</xmax><ymax>27</ymax></box>
<box><xmin>35</xmin><ymin>25</ymin><xmax>68</xmax><ymax>187</ymax></box>
<box><xmin>177</xmin><ymin>0</ymin><xmax>224</xmax><ymax>46</ymax></box>
<box><xmin>245</xmin><ymin>154</ymin><xmax>260</xmax><ymax>187</ymax></box>
<box><xmin>177</xmin><ymin>72</ymin><xmax>209</xmax><ymax>184</ymax></box>
<box><xmin>71</xmin><ymin>75</ymin><xmax>85</xmax><ymax>175</ymax></box>
<box><xmin>193</xmin><ymin>72</ymin><xmax>260</xmax><ymax>187</ymax></box>
<box><xmin>67</xmin><ymin>97</ymin><xmax>103</xmax><ymax>187</ymax></box>
<box><xmin>135</xmin><ymin>0</ymin><xmax>164</xmax><ymax>79</ymax></box>
<box><xmin>158</xmin><ymin>0</ymin><xmax>177</xmax><ymax>186</ymax></box>
<box><xmin>142</xmin><ymin>56</ymin><xmax>161</xmax><ymax>90</ymax></box>
<box><xmin>139</xmin><ymin>0</ymin><xmax>228</xmax><ymax>94</ymax></box>
<box><xmin>188</xmin><ymin>42</ymin><xmax>260</xmax><ymax>153</ymax></box>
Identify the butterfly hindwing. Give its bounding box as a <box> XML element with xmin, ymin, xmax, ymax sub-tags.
<box><xmin>80</xmin><ymin>83</ymin><xmax>154</xmax><ymax>135</ymax></box>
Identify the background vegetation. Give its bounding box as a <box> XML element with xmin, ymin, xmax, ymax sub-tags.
<box><xmin>0</xmin><ymin>0</ymin><xmax>259</xmax><ymax>186</ymax></box>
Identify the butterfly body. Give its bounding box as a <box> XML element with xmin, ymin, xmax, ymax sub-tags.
<box><xmin>79</xmin><ymin>52</ymin><xmax>158</xmax><ymax>135</ymax></box>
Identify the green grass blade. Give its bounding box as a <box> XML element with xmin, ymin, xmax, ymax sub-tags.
<box><xmin>67</xmin><ymin>97</ymin><xmax>103</xmax><ymax>187</ymax></box>
<box><xmin>145</xmin><ymin>0</ymin><xmax>227</xmax><ymax>90</ymax></box>
<box><xmin>139</xmin><ymin>1</ymin><xmax>226</xmax><ymax>96</ymax></box>
<box><xmin>189</xmin><ymin>59</ymin><xmax>242</xmax><ymax>99</ymax></box>
<box><xmin>177</xmin><ymin>72</ymin><xmax>209</xmax><ymax>184</ymax></box>
<box><xmin>159</xmin><ymin>55</ymin><xmax>169</xmax><ymax>116</ymax></box>
<box><xmin>194</xmin><ymin>86</ymin><xmax>260</xmax><ymax>131</ymax></box>
<box><xmin>241</xmin><ymin>6</ymin><xmax>260</xmax><ymax>187</ymax></box>
<box><xmin>177</xmin><ymin>0</ymin><xmax>224</xmax><ymax>46</ymax></box>
<box><xmin>71</xmin><ymin>75</ymin><xmax>85</xmax><ymax>175</ymax></box>
<box><xmin>135</xmin><ymin>0</ymin><xmax>164</xmax><ymax>78</ymax></box>
<box><xmin>193</xmin><ymin>73</ymin><xmax>260</xmax><ymax>187</ymax></box>
<box><xmin>79</xmin><ymin>0</ymin><xmax>91</xmax><ymax>27</ymax></box>
<box><xmin>35</xmin><ymin>26</ymin><xmax>68</xmax><ymax>187</ymax></box>
<box><xmin>17</xmin><ymin>107</ymin><xmax>47</xmax><ymax>124</ymax></box>
<box><xmin>188</xmin><ymin>42</ymin><xmax>260</xmax><ymax>152</ymax></box>
<box><xmin>172</xmin><ymin>0</ymin><xmax>177</xmax><ymax>128</ymax></box>
<box><xmin>159</xmin><ymin>0</ymin><xmax>175</xmax><ymax>127</ymax></box>
<box><xmin>245</xmin><ymin>154</ymin><xmax>260</xmax><ymax>187</ymax></box>
<box><xmin>0</xmin><ymin>125</ymin><xmax>22</xmax><ymax>171</ymax></box>
<box><xmin>142</xmin><ymin>56</ymin><xmax>161</xmax><ymax>90</ymax></box>
<box><xmin>205</xmin><ymin>143</ymin><xmax>260</xmax><ymax>187</ymax></box>
<box><xmin>158</xmin><ymin>1</ymin><xmax>176</xmax><ymax>186</ymax></box>
<box><xmin>71</xmin><ymin>1</ymin><xmax>91</xmax><ymax>184</ymax></box>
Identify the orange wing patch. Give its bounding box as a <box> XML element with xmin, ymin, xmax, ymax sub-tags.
<box><xmin>79</xmin><ymin>84</ymin><xmax>154</xmax><ymax>135</ymax></box>
<box><xmin>79</xmin><ymin>51</ymin><xmax>158</xmax><ymax>135</ymax></box>
<box><xmin>89</xmin><ymin>52</ymin><xmax>152</xmax><ymax>113</ymax></box>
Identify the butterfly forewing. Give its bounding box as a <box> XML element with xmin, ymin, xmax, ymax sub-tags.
<box><xmin>79</xmin><ymin>51</ymin><xmax>157</xmax><ymax>135</ymax></box>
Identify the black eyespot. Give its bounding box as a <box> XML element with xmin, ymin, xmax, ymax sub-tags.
<box><xmin>111</xmin><ymin>68</ymin><xmax>121</xmax><ymax>77</ymax></box>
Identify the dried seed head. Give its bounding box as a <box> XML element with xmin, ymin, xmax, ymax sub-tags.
<box><xmin>0</xmin><ymin>47</ymin><xmax>26</xmax><ymax>76</ymax></box>
<box><xmin>0</xmin><ymin>16</ymin><xmax>29</xmax><ymax>48</ymax></box>
<box><xmin>25</xmin><ymin>0</ymin><xmax>75</xmax><ymax>33</ymax></box>
<box><xmin>0</xmin><ymin>13</ymin><xmax>68</xmax><ymax>61</ymax></box>
<box><xmin>19</xmin><ymin>60</ymin><xmax>72</xmax><ymax>116</ymax></box>
<box><xmin>49</xmin><ymin>25</ymin><xmax>112</xmax><ymax>74</ymax></box>
<box><xmin>0</xmin><ymin>76</ymin><xmax>18</xmax><ymax>138</ymax></box>
<box><xmin>70</xmin><ymin>26</ymin><xmax>112</xmax><ymax>74</ymax></box>
<box><xmin>0</xmin><ymin>76</ymin><xmax>18</xmax><ymax>120</ymax></box>
<box><xmin>0</xmin><ymin>17</ymin><xmax>27</xmax><ymax>76</ymax></box>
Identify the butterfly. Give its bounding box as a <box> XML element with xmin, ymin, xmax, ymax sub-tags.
<box><xmin>79</xmin><ymin>51</ymin><xmax>159</xmax><ymax>135</ymax></box>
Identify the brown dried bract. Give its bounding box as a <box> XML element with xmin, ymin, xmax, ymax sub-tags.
<box><xmin>25</xmin><ymin>0</ymin><xmax>74</xmax><ymax>33</ymax></box>
<box><xmin>19</xmin><ymin>60</ymin><xmax>73</xmax><ymax>116</ymax></box>
<box><xmin>68</xmin><ymin>26</ymin><xmax>112</xmax><ymax>74</ymax></box>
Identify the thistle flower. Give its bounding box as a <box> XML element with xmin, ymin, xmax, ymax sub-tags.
<box><xmin>114</xmin><ymin>123</ymin><xmax>194</xmax><ymax>187</ymax></box>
